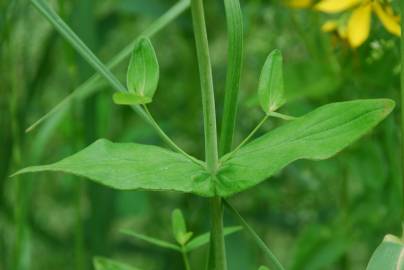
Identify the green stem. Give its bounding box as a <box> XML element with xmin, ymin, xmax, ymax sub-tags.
<box><xmin>221</xmin><ymin>115</ymin><xmax>268</xmax><ymax>163</ymax></box>
<box><xmin>189</xmin><ymin>0</ymin><xmax>225</xmax><ymax>269</ymax></box>
<box><xmin>181</xmin><ymin>248</ymin><xmax>192</xmax><ymax>270</ymax></box>
<box><xmin>142</xmin><ymin>105</ymin><xmax>205</xmax><ymax>168</ymax></box>
<box><xmin>268</xmin><ymin>111</ymin><xmax>296</xmax><ymax>121</ymax></box>
<box><xmin>224</xmin><ymin>200</ymin><xmax>285</xmax><ymax>270</ymax></box>
<box><xmin>400</xmin><ymin>0</ymin><xmax>404</xmax><ymax>221</ymax></box>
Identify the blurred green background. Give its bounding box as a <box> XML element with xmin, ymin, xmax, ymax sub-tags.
<box><xmin>1</xmin><ymin>0</ymin><xmax>403</xmax><ymax>269</ymax></box>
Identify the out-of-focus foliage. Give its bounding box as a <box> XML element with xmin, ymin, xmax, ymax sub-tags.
<box><xmin>1</xmin><ymin>0</ymin><xmax>402</xmax><ymax>270</ymax></box>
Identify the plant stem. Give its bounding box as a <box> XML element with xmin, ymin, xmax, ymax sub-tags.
<box><xmin>190</xmin><ymin>0</ymin><xmax>225</xmax><ymax>269</ymax></box>
<box><xmin>400</xmin><ymin>0</ymin><xmax>404</xmax><ymax>221</ymax></box>
<box><xmin>142</xmin><ymin>105</ymin><xmax>205</xmax><ymax>167</ymax></box>
<box><xmin>221</xmin><ymin>115</ymin><xmax>268</xmax><ymax>163</ymax></box>
<box><xmin>181</xmin><ymin>248</ymin><xmax>192</xmax><ymax>270</ymax></box>
<box><xmin>224</xmin><ymin>200</ymin><xmax>285</xmax><ymax>270</ymax></box>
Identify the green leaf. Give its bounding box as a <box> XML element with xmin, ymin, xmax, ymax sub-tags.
<box><xmin>366</xmin><ymin>235</ymin><xmax>404</xmax><ymax>270</ymax></box>
<box><xmin>127</xmin><ymin>37</ymin><xmax>159</xmax><ymax>99</ymax></box>
<box><xmin>12</xmin><ymin>139</ymin><xmax>213</xmax><ymax>196</ymax></box>
<box><xmin>185</xmin><ymin>226</ymin><xmax>242</xmax><ymax>252</ymax></box>
<box><xmin>258</xmin><ymin>266</ymin><xmax>270</xmax><ymax>270</ymax></box>
<box><xmin>113</xmin><ymin>92</ymin><xmax>152</xmax><ymax>105</ymax></box>
<box><xmin>258</xmin><ymin>49</ymin><xmax>285</xmax><ymax>114</ymax></box>
<box><xmin>93</xmin><ymin>257</ymin><xmax>141</xmax><ymax>270</ymax></box>
<box><xmin>218</xmin><ymin>99</ymin><xmax>394</xmax><ymax>197</ymax></box>
<box><xmin>121</xmin><ymin>229</ymin><xmax>181</xmax><ymax>251</ymax></box>
<box><xmin>172</xmin><ymin>209</ymin><xmax>192</xmax><ymax>245</ymax></box>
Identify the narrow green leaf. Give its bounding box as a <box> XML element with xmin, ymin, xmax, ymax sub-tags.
<box><xmin>219</xmin><ymin>0</ymin><xmax>244</xmax><ymax>155</ymax></box>
<box><xmin>121</xmin><ymin>229</ymin><xmax>181</xmax><ymax>252</ymax></box>
<box><xmin>218</xmin><ymin>99</ymin><xmax>394</xmax><ymax>196</ymax></box>
<box><xmin>171</xmin><ymin>209</ymin><xmax>191</xmax><ymax>245</ymax></box>
<box><xmin>258</xmin><ymin>49</ymin><xmax>285</xmax><ymax>114</ymax></box>
<box><xmin>258</xmin><ymin>266</ymin><xmax>270</xmax><ymax>270</ymax></box>
<box><xmin>93</xmin><ymin>257</ymin><xmax>141</xmax><ymax>270</ymax></box>
<box><xmin>366</xmin><ymin>235</ymin><xmax>404</xmax><ymax>270</ymax></box>
<box><xmin>185</xmin><ymin>226</ymin><xmax>242</xmax><ymax>252</ymax></box>
<box><xmin>113</xmin><ymin>92</ymin><xmax>152</xmax><ymax>105</ymax></box>
<box><xmin>12</xmin><ymin>139</ymin><xmax>213</xmax><ymax>196</ymax></box>
<box><xmin>127</xmin><ymin>37</ymin><xmax>159</xmax><ymax>99</ymax></box>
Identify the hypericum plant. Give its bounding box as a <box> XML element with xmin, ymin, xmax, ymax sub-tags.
<box><xmin>15</xmin><ymin>0</ymin><xmax>399</xmax><ymax>269</ymax></box>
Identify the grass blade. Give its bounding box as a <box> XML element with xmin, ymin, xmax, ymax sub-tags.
<box><xmin>224</xmin><ymin>200</ymin><xmax>286</xmax><ymax>270</ymax></box>
<box><xmin>26</xmin><ymin>0</ymin><xmax>190</xmax><ymax>132</ymax></box>
<box><xmin>219</xmin><ymin>0</ymin><xmax>243</xmax><ymax>156</ymax></box>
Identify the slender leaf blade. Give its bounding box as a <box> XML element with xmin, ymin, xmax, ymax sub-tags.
<box><xmin>93</xmin><ymin>257</ymin><xmax>141</xmax><ymax>270</ymax></box>
<box><xmin>185</xmin><ymin>226</ymin><xmax>242</xmax><ymax>252</ymax></box>
<box><xmin>258</xmin><ymin>49</ymin><xmax>285</xmax><ymax>114</ymax></box>
<box><xmin>218</xmin><ymin>99</ymin><xmax>394</xmax><ymax>196</ymax></box>
<box><xmin>12</xmin><ymin>139</ymin><xmax>213</xmax><ymax>196</ymax></box>
<box><xmin>127</xmin><ymin>37</ymin><xmax>159</xmax><ymax>99</ymax></box>
<box><xmin>366</xmin><ymin>235</ymin><xmax>404</xmax><ymax>270</ymax></box>
<box><xmin>121</xmin><ymin>229</ymin><xmax>181</xmax><ymax>251</ymax></box>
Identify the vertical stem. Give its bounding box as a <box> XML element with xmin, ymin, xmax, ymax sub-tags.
<box><xmin>181</xmin><ymin>248</ymin><xmax>192</xmax><ymax>270</ymax></box>
<box><xmin>189</xmin><ymin>0</ymin><xmax>225</xmax><ymax>269</ymax></box>
<box><xmin>400</xmin><ymin>0</ymin><xmax>404</xmax><ymax>221</ymax></box>
<box><xmin>190</xmin><ymin>0</ymin><xmax>219</xmax><ymax>172</ymax></box>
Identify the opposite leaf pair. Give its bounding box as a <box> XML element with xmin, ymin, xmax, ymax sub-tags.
<box><xmin>113</xmin><ymin>37</ymin><xmax>159</xmax><ymax>105</ymax></box>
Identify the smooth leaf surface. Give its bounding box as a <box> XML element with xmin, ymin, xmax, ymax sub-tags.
<box><xmin>258</xmin><ymin>49</ymin><xmax>285</xmax><ymax>113</ymax></box>
<box><xmin>13</xmin><ymin>139</ymin><xmax>213</xmax><ymax>196</ymax></box>
<box><xmin>185</xmin><ymin>226</ymin><xmax>242</xmax><ymax>252</ymax></box>
<box><xmin>217</xmin><ymin>99</ymin><xmax>394</xmax><ymax>197</ymax></box>
<box><xmin>122</xmin><ymin>229</ymin><xmax>181</xmax><ymax>251</ymax></box>
<box><xmin>127</xmin><ymin>37</ymin><xmax>159</xmax><ymax>99</ymax></box>
<box><xmin>366</xmin><ymin>235</ymin><xmax>404</xmax><ymax>270</ymax></box>
<box><xmin>93</xmin><ymin>257</ymin><xmax>141</xmax><ymax>270</ymax></box>
<box><xmin>113</xmin><ymin>92</ymin><xmax>152</xmax><ymax>105</ymax></box>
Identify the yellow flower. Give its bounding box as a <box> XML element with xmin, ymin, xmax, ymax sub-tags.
<box><xmin>316</xmin><ymin>0</ymin><xmax>401</xmax><ymax>48</ymax></box>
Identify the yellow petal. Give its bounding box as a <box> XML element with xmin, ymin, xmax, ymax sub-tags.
<box><xmin>372</xmin><ymin>2</ymin><xmax>401</xmax><ymax>36</ymax></box>
<box><xmin>322</xmin><ymin>20</ymin><xmax>338</xmax><ymax>32</ymax></box>
<box><xmin>347</xmin><ymin>4</ymin><xmax>372</xmax><ymax>48</ymax></box>
<box><xmin>285</xmin><ymin>0</ymin><xmax>312</xmax><ymax>8</ymax></box>
<box><xmin>315</xmin><ymin>0</ymin><xmax>362</xmax><ymax>14</ymax></box>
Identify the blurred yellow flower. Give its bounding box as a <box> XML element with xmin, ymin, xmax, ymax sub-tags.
<box><xmin>315</xmin><ymin>0</ymin><xmax>401</xmax><ymax>48</ymax></box>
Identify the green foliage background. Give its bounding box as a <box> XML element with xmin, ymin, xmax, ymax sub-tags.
<box><xmin>1</xmin><ymin>0</ymin><xmax>403</xmax><ymax>269</ymax></box>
